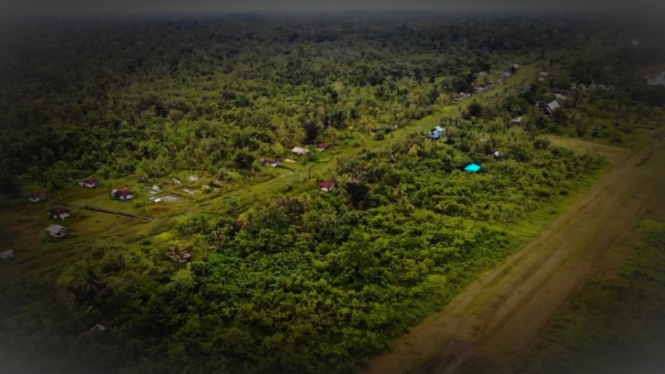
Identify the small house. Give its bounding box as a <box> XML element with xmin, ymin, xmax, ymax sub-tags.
<box><xmin>111</xmin><ymin>188</ymin><xmax>134</xmax><ymax>201</ymax></box>
<box><xmin>429</xmin><ymin>126</ymin><xmax>445</xmax><ymax>140</ymax></box>
<box><xmin>78</xmin><ymin>178</ymin><xmax>100</xmax><ymax>188</ymax></box>
<box><xmin>501</xmin><ymin>72</ymin><xmax>513</xmax><ymax>78</ymax></box>
<box><xmin>267</xmin><ymin>158</ymin><xmax>281</xmax><ymax>168</ymax></box>
<box><xmin>464</xmin><ymin>163</ymin><xmax>482</xmax><ymax>173</ymax></box>
<box><xmin>493</xmin><ymin>151</ymin><xmax>501</xmax><ymax>158</ymax></box>
<box><xmin>511</xmin><ymin>116</ymin><xmax>523</xmax><ymax>125</ymax></box>
<box><xmin>555</xmin><ymin>94</ymin><xmax>567</xmax><ymax>101</ymax></box>
<box><xmin>180</xmin><ymin>249</ymin><xmax>192</xmax><ymax>263</ymax></box>
<box><xmin>1</xmin><ymin>250</ymin><xmax>14</xmax><ymax>261</ymax></box>
<box><xmin>318</xmin><ymin>181</ymin><xmax>335</xmax><ymax>192</ymax></box>
<box><xmin>189</xmin><ymin>175</ymin><xmax>199</xmax><ymax>182</ymax></box>
<box><xmin>48</xmin><ymin>207</ymin><xmax>70</xmax><ymax>220</ymax></box>
<box><xmin>545</xmin><ymin>100</ymin><xmax>560</xmax><ymax>114</ymax></box>
<box><xmin>316</xmin><ymin>143</ymin><xmax>328</xmax><ymax>152</ymax></box>
<box><xmin>172</xmin><ymin>178</ymin><xmax>182</xmax><ymax>185</ymax></box>
<box><xmin>28</xmin><ymin>191</ymin><xmax>46</xmax><ymax>203</ymax></box>
<box><xmin>539</xmin><ymin>71</ymin><xmax>549</xmax><ymax>78</ymax></box>
<box><xmin>47</xmin><ymin>224</ymin><xmax>67</xmax><ymax>238</ymax></box>
<box><xmin>291</xmin><ymin>147</ymin><xmax>309</xmax><ymax>156</ymax></box>
<box><xmin>90</xmin><ymin>319</ymin><xmax>113</xmax><ymax>332</ymax></box>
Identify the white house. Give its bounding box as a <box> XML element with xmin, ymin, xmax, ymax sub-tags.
<box><xmin>47</xmin><ymin>225</ymin><xmax>68</xmax><ymax>238</ymax></box>
<box><xmin>291</xmin><ymin>147</ymin><xmax>310</xmax><ymax>156</ymax></box>
<box><xmin>1</xmin><ymin>250</ymin><xmax>14</xmax><ymax>261</ymax></box>
<box><xmin>511</xmin><ymin>116</ymin><xmax>523</xmax><ymax>125</ymax></box>
<box><xmin>546</xmin><ymin>100</ymin><xmax>561</xmax><ymax>114</ymax></box>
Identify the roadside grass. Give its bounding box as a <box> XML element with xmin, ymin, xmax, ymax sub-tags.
<box><xmin>516</xmin><ymin>219</ymin><xmax>665</xmax><ymax>374</ymax></box>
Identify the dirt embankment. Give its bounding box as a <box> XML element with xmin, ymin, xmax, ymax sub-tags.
<box><xmin>360</xmin><ymin>133</ymin><xmax>665</xmax><ymax>374</ymax></box>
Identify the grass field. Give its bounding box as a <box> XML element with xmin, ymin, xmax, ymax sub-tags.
<box><xmin>512</xmin><ymin>217</ymin><xmax>665</xmax><ymax>374</ymax></box>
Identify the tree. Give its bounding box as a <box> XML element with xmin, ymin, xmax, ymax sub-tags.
<box><xmin>235</xmin><ymin>148</ymin><xmax>255</xmax><ymax>170</ymax></box>
<box><xmin>467</xmin><ymin>101</ymin><xmax>484</xmax><ymax>117</ymax></box>
<box><xmin>303</xmin><ymin>118</ymin><xmax>320</xmax><ymax>144</ymax></box>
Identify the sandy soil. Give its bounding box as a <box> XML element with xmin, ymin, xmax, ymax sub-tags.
<box><xmin>360</xmin><ymin>130</ymin><xmax>665</xmax><ymax>374</ymax></box>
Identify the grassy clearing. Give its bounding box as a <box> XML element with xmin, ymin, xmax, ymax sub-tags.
<box><xmin>516</xmin><ymin>219</ymin><xmax>665</xmax><ymax>374</ymax></box>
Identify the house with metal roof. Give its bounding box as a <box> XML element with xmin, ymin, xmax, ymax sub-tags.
<box><xmin>47</xmin><ymin>224</ymin><xmax>68</xmax><ymax>238</ymax></box>
<box><xmin>78</xmin><ymin>178</ymin><xmax>100</xmax><ymax>188</ymax></box>
<box><xmin>1</xmin><ymin>250</ymin><xmax>14</xmax><ymax>261</ymax></box>
<box><xmin>318</xmin><ymin>181</ymin><xmax>335</xmax><ymax>192</ymax></box>
<box><xmin>48</xmin><ymin>207</ymin><xmax>71</xmax><ymax>220</ymax></box>
<box><xmin>545</xmin><ymin>100</ymin><xmax>561</xmax><ymax>114</ymax></box>
<box><xmin>111</xmin><ymin>188</ymin><xmax>134</xmax><ymax>201</ymax></box>
<box><xmin>429</xmin><ymin>126</ymin><xmax>445</xmax><ymax>139</ymax></box>
<box><xmin>292</xmin><ymin>146</ymin><xmax>310</xmax><ymax>156</ymax></box>
<box><xmin>28</xmin><ymin>191</ymin><xmax>46</xmax><ymax>203</ymax></box>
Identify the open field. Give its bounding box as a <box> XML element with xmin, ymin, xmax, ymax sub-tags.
<box><xmin>509</xmin><ymin>216</ymin><xmax>665</xmax><ymax>374</ymax></box>
<box><xmin>359</xmin><ymin>128</ymin><xmax>665</xmax><ymax>374</ymax></box>
<box><xmin>0</xmin><ymin>64</ymin><xmax>536</xmax><ymax>283</ymax></box>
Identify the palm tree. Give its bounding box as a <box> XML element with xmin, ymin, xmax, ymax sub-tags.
<box><xmin>78</xmin><ymin>262</ymin><xmax>109</xmax><ymax>297</ymax></box>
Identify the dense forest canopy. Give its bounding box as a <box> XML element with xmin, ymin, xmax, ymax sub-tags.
<box><xmin>0</xmin><ymin>13</ymin><xmax>663</xmax><ymax>195</ymax></box>
<box><xmin>1</xmin><ymin>12</ymin><xmax>665</xmax><ymax>374</ymax></box>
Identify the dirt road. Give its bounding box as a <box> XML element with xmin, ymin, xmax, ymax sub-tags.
<box><xmin>360</xmin><ymin>132</ymin><xmax>665</xmax><ymax>374</ymax></box>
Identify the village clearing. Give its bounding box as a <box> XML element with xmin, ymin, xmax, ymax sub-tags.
<box><xmin>0</xmin><ymin>65</ymin><xmax>536</xmax><ymax>283</ymax></box>
<box><xmin>359</xmin><ymin>128</ymin><xmax>665</xmax><ymax>374</ymax></box>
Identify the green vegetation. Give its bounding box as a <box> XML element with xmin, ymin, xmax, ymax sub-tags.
<box><xmin>0</xmin><ymin>13</ymin><xmax>664</xmax><ymax>374</ymax></box>
<box><xmin>517</xmin><ymin>220</ymin><xmax>665</xmax><ymax>374</ymax></box>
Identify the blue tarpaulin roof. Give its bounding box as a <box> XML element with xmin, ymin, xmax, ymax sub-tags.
<box><xmin>464</xmin><ymin>163</ymin><xmax>482</xmax><ymax>173</ymax></box>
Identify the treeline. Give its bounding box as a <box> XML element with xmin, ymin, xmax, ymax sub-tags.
<box><xmin>0</xmin><ymin>14</ymin><xmax>655</xmax><ymax>196</ymax></box>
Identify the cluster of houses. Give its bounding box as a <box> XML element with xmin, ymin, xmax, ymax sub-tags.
<box><xmin>24</xmin><ymin>177</ymin><xmax>140</xmax><ymax>240</ymax></box>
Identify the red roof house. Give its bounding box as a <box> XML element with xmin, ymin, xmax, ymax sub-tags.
<box><xmin>318</xmin><ymin>181</ymin><xmax>335</xmax><ymax>192</ymax></box>
<box><xmin>316</xmin><ymin>143</ymin><xmax>328</xmax><ymax>151</ymax></box>
<box><xmin>28</xmin><ymin>191</ymin><xmax>46</xmax><ymax>202</ymax></box>
<box><xmin>79</xmin><ymin>178</ymin><xmax>100</xmax><ymax>188</ymax></box>
<box><xmin>111</xmin><ymin>188</ymin><xmax>134</xmax><ymax>201</ymax></box>
<box><xmin>48</xmin><ymin>207</ymin><xmax>71</xmax><ymax>220</ymax></box>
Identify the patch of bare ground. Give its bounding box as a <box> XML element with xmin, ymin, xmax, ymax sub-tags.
<box><xmin>360</xmin><ymin>130</ymin><xmax>665</xmax><ymax>374</ymax></box>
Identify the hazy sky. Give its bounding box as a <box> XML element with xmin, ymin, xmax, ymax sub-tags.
<box><xmin>1</xmin><ymin>0</ymin><xmax>663</xmax><ymax>17</ymax></box>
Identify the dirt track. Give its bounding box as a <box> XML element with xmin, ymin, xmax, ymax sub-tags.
<box><xmin>360</xmin><ymin>132</ymin><xmax>665</xmax><ymax>374</ymax></box>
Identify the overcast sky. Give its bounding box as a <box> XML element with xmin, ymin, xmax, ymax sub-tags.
<box><xmin>1</xmin><ymin>0</ymin><xmax>663</xmax><ymax>17</ymax></box>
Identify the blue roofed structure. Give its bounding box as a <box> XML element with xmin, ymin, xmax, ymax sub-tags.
<box><xmin>429</xmin><ymin>126</ymin><xmax>445</xmax><ymax>139</ymax></box>
<box><xmin>464</xmin><ymin>163</ymin><xmax>482</xmax><ymax>173</ymax></box>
